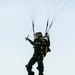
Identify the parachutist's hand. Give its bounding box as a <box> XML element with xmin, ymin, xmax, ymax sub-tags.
<box><xmin>45</xmin><ymin>33</ymin><xmax>49</xmax><ymax>38</ymax></box>
<box><xmin>45</xmin><ymin>33</ymin><xmax>47</xmax><ymax>36</ymax></box>
<box><xmin>25</xmin><ymin>37</ymin><xmax>28</xmax><ymax>41</ymax></box>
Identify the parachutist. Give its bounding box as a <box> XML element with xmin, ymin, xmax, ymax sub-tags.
<box><xmin>25</xmin><ymin>32</ymin><xmax>51</xmax><ymax>75</ymax></box>
<box><xmin>24</xmin><ymin>0</ymin><xmax>68</xmax><ymax>74</ymax></box>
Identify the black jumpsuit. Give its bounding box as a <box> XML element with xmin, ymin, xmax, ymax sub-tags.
<box><xmin>26</xmin><ymin>38</ymin><xmax>50</xmax><ymax>75</ymax></box>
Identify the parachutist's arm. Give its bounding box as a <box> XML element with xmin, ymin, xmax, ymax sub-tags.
<box><xmin>25</xmin><ymin>37</ymin><xmax>34</xmax><ymax>45</ymax></box>
<box><xmin>28</xmin><ymin>39</ymin><xmax>34</xmax><ymax>45</ymax></box>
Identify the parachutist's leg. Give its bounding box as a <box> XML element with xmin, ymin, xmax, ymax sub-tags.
<box><xmin>25</xmin><ymin>57</ymin><xmax>37</xmax><ymax>75</ymax></box>
<box><xmin>37</xmin><ymin>57</ymin><xmax>44</xmax><ymax>75</ymax></box>
<box><xmin>28</xmin><ymin>71</ymin><xmax>34</xmax><ymax>75</ymax></box>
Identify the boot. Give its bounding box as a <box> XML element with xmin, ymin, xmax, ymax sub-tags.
<box><xmin>39</xmin><ymin>72</ymin><xmax>43</xmax><ymax>75</ymax></box>
<box><xmin>28</xmin><ymin>71</ymin><xmax>34</xmax><ymax>75</ymax></box>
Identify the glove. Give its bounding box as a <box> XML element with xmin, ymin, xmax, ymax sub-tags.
<box><xmin>45</xmin><ymin>33</ymin><xmax>49</xmax><ymax>38</ymax></box>
<box><xmin>25</xmin><ymin>37</ymin><xmax>28</xmax><ymax>40</ymax></box>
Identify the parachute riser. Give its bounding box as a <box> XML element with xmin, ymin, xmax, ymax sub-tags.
<box><xmin>47</xmin><ymin>20</ymin><xmax>53</xmax><ymax>32</ymax></box>
<box><xmin>45</xmin><ymin>19</ymin><xmax>49</xmax><ymax>34</ymax></box>
<box><xmin>45</xmin><ymin>19</ymin><xmax>54</xmax><ymax>35</ymax></box>
<box><xmin>32</xmin><ymin>20</ymin><xmax>35</xmax><ymax>36</ymax></box>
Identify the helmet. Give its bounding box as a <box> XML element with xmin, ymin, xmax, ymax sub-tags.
<box><xmin>34</xmin><ymin>32</ymin><xmax>42</xmax><ymax>39</ymax></box>
<box><xmin>35</xmin><ymin>32</ymin><xmax>42</xmax><ymax>37</ymax></box>
<box><xmin>38</xmin><ymin>32</ymin><xmax>42</xmax><ymax>37</ymax></box>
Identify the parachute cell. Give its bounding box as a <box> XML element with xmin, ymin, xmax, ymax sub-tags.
<box><xmin>23</xmin><ymin>0</ymin><xmax>39</xmax><ymax>23</ymax></box>
<box><xmin>24</xmin><ymin>0</ymin><xmax>68</xmax><ymax>34</ymax></box>
<box><xmin>46</xmin><ymin>0</ymin><xmax>68</xmax><ymax>23</ymax></box>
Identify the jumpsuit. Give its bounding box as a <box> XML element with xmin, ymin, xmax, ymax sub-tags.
<box><xmin>26</xmin><ymin>38</ymin><xmax>50</xmax><ymax>75</ymax></box>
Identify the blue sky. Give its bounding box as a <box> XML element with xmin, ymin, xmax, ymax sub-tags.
<box><xmin>0</xmin><ymin>0</ymin><xmax>75</xmax><ymax>75</ymax></box>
